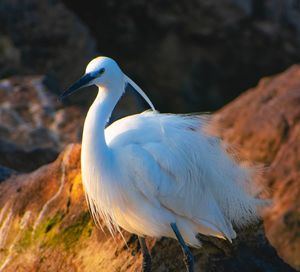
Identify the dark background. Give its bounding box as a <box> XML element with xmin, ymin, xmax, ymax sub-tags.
<box><xmin>1</xmin><ymin>0</ymin><xmax>300</xmax><ymax>113</ymax></box>
<box><xmin>0</xmin><ymin>2</ymin><xmax>299</xmax><ymax>271</ymax></box>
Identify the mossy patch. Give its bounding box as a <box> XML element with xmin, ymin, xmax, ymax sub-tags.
<box><xmin>45</xmin><ymin>212</ymin><xmax>65</xmax><ymax>233</ymax></box>
<box><xmin>51</xmin><ymin>211</ymin><xmax>92</xmax><ymax>250</ymax></box>
<box><xmin>17</xmin><ymin>227</ymin><xmax>33</xmax><ymax>251</ymax></box>
<box><xmin>15</xmin><ymin>211</ymin><xmax>93</xmax><ymax>253</ymax></box>
<box><xmin>14</xmin><ymin>213</ymin><xmax>63</xmax><ymax>253</ymax></box>
<box><xmin>33</xmin><ymin>211</ymin><xmax>65</xmax><ymax>240</ymax></box>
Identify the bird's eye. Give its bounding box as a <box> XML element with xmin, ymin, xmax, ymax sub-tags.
<box><xmin>98</xmin><ymin>68</ymin><xmax>105</xmax><ymax>75</ymax></box>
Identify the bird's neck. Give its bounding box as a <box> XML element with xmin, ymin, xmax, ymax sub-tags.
<box><xmin>82</xmin><ymin>83</ymin><xmax>123</xmax><ymax>160</ymax></box>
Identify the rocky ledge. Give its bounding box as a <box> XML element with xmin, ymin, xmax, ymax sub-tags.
<box><xmin>0</xmin><ymin>66</ymin><xmax>300</xmax><ymax>271</ymax></box>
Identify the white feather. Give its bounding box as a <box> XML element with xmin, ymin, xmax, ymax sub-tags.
<box><xmin>79</xmin><ymin>57</ymin><xmax>265</xmax><ymax>247</ymax></box>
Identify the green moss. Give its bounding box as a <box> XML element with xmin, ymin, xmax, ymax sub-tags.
<box><xmin>51</xmin><ymin>211</ymin><xmax>91</xmax><ymax>250</ymax></box>
<box><xmin>45</xmin><ymin>212</ymin><xmax>64</xmax><ymax>233</ymax></box>
<box><xmin>16</xmin><ymin>211</ymin><xmax>92</xmax><ymax>252</ymax></box>
<box><xmin>18</xmin><ymin>228</ymin><xmax>33</xmax><ymax>250</ymax></box>
<box><xmin>31</xmin><ymin>211</ymin><xmax>65</xmax><ymax>245</ymax></box>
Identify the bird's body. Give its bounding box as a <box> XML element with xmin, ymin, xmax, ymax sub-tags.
<box><xmin>61</xmin><ymin>56</ymin><xmax>264</xmax><ymax>271</ymax></box>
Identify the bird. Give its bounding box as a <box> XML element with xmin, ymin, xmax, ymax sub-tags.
<box><xmin>60</xmin><ymin>56</ymin><xmax>265</xmax><ymax>272</ymax></box>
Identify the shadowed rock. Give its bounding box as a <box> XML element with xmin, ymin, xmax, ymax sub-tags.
<box><xmin>0</xmin><ymin>76</ymin><xmax>84</xmax><ymax>172</ymax></box>
<box><xmin>0</xmin><ymin>140</ymin><xmax>58</xmax><ymax>173</ymax></box>
<box><xmin>62</xmin><ymin>0</ymin><xmax>300</xmax><ymax>112</ymax></box>
<box><xmin>0</xmin><ymin>0</ymin><xmax>96</xmax><ymax>87</ymax></box>
<box><xmin>0</xmin><ymin>165</ymin><xmax>15</xmax><ymax>182</ymax></box>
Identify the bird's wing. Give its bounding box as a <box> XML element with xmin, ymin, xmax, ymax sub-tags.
<box><xmin>107</xmin><ymin>112</ymin><xmax>237</xmax><ymax>240</ymax></box>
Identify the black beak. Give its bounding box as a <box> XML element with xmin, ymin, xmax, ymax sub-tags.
<box><xmin>59</xmin><ymin>73</ymin><xmax>95</xmax><ymax>101</ymax></box>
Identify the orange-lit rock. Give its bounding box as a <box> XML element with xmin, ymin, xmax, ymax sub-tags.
<box><xmin>0</xmin><ymin>144</ymin><xmax>143</xmax><ymax>272</ymax></box>
<box><xmin>1</xmin><ymin>66</ymin><xmax>299</xmax><ymax>271</ymax></box>
<box><xmin>0</xmin><ymin>144</ymin><xmax>294</xmax><ymax>272</ymax></box>
<box><xmin>216</xmin><ymin>65</ymin><xmax>300</xmax><ymax>270</ymax></box>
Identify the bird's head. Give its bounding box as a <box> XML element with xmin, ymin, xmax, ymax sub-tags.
<box><xmin>60</xmin><ymin>56</ymin><xmax>155</xmax><ymax>110</ymax></box>
<box><xmin>60</xmin><ymin>57</ymin><xmax>122</xmax><ymax>99</ymax></box>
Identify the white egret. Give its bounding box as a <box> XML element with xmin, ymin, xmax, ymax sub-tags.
<box><xmin>60</xmin><ymin>56</ymin><xmax>265</xmax><ymax>272</ymax></box>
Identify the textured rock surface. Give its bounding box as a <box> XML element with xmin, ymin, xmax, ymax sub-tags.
<box><xmin>63</xmin><ymin>0</ymin><xmax>300</xmax><ymax>112</ymax></box>
<box><xmin>0</xmin><ymin>67</ymin><xmax>299</xmax><ymax>271</ymax></box>
<box><xmin>0</xmin><ymin>0</ymin><xmax>96</xmax><ymax>87</ymax></box>
<box><xmin>0</xmin><ymin>76</ymin><xmax>84</xmax><ymax>171</ymax></box>
<box><xmin>215</xmin><ymin>65</ymin><xmax>300</xmax><ymax>270</ymax></box>
<box><xmin>0</xmin><ymin>145</ymin><xmax>294</xmax><ymax>272</ymax></box>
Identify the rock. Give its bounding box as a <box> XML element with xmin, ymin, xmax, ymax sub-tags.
<box><xmin>0</xmin><ymin>76</ymin><xmax>85</xmax><ymax>172</ymax></box>
<box><xmin>0</xmin><ymin>144</ymin><xmax>294</xmax><ymax>272</ymax></box>
<box><xmin>1</xmin><ymin>0</ymin><xmax>299</xmax><ymax>113</ymax></box>
<box><xmin>0</xmin><ymin>0</ymin><xmax>96</xmax><ymax>87</ymax></box>
<box><xmin>62</xmin><ymin>0</ymin><xmax>300</xmax><ymax>112</ymax></box>
<box><xmin>0</xmin><ymin>66</ymin><xmax>299</xmax><ymax>271</ymax></box>
<box><xmin>0</xmin><ymin>165</ymin><xmax>15</xmax><ymax>182</ymax></box>
<box><xmin>0</xmin><ymin>140</ymin><xmax>58</xmax><ymax>173</ymax></box>
<box><xmin>215</xmin><ymin>65</ymin><xmax>300</xmax><ymax>270</ymax></box>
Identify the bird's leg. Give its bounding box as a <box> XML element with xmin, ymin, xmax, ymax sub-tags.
<box><xmin>138</xmin><ymin>236</ymin><xmax>152</xmax><ymax>272</ymax></box>
<box><xmin>170</xmin><ymin>223</ymin><xmax>194</xmax><ymax>272</ymax></box>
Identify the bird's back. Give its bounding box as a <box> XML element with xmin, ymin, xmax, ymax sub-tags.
<box><xmin>103</xmin><ymin>111</ymin><xmax>264</xmax><ymax>245</ymax></box>
<box><xmin>105</xmin><ymin>110</ymin><xmax>209</xmax><ymax>147</ymax></box>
